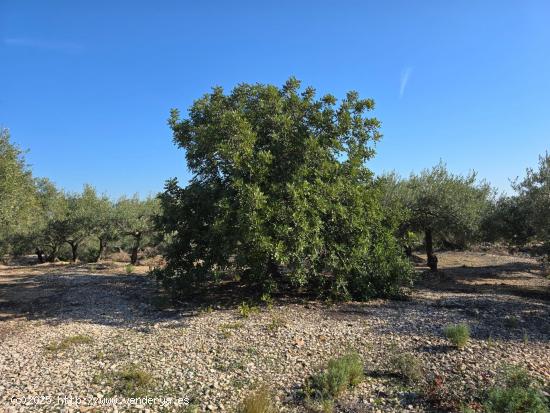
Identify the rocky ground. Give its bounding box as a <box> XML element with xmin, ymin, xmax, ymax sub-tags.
<box><xmin>0</xmin><ymin>252</ymin><xmax>549</xmax><ymax>412</ymax></box>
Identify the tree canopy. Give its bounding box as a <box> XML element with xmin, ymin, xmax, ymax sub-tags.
<box><xmin>158</xmin><ymin>78</ymin><xmax>413</xmax><ymax>299</ymax></box>
<box><xmin>382</xmin><ymin>163</ymin><xmax>493</xmax><ymax>270</ymax></box>
<box><xmin>0</xmin><ymin>129</ymin><xmax>38</xmax><ymax>257</ymax></box>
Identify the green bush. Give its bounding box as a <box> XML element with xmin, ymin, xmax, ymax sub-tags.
<box><xmin>125</xmin><ymin>264</ymin><xmax>134</xmax><ymax>274</ymax></box>
<box><xmin>158</xmin><ymin>79</ymin><xmax>414</xmax><ymax>300</ymax></box>
<box><xmin>444</xmin><ymin>323</ymin><xmax>470</xmax><ymax>349</ymax></box>
<box><xmin>389</xmin><ymin>352</ymin><xmax>423</xmax><ymax>383</ymax></box>
<box><xmin>306</xmin><ymin>352</ymin><xmax>364</xmax><ymax>400</ymax></box>
<box><xmin>484</xmin><ymin>366</ymin><xmax>549</xmax><ymax>413</ymax></box>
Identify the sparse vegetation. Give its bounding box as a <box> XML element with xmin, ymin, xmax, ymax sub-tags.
<box><xmin>388</xmin><ymin>352</ymin><xmax>424</xmax><ymax>384</ymax></box>
<box><xmin>98</xmin><ymin>365</ymin><xmax>154</xmax><ymax>397</ymax></box>
<box><xmin>125</xmin><ymin>263</ymin><xmax>135</xmax><ymax>274</ymax></box>
<box><xmin>305</xmin><ymin>352</ymin><xmax>364</xmax><ymax>400</ymax></box>
<box><xmin>219</xmin><ymin>322</ymin><xmax>244</xmax><ymax>337</ymax></box>
<box><xmin>484</xmin><ymin>366</ymin><xmax>549</xmax><ymax>413</ymax></box>
<box><xmin>267</xmin><ymin>315</ymin><xmax>286</xmax><ymax>331</ymax></box>
<box><xmin>237</xmin><ymin>386</ymin><xmax>277</xmax><ymax>413</ymax></box>
<box><xmin>45</xmin><ymin>335</ymin><xmax>93</xmax><ymax>351</ymax></box>
<box><xmin>503</xmin><ymin>315</ymin><xmax>520</xmax><ymax>329</ymax></box>
<box><xmin>238</xmin><ymin>302</ymin><xmax>259</xmax><ymax>318</ymax></box>
<box><xmin>444</xmin><ymin>323</ymin><xmax>470</xmax><ymax>349</ymax></box>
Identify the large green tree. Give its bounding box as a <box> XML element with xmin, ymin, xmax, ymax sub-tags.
<box><xmin>158</xmin><ymin>78</ymin><xmax>412</xmax><ymax>299</ymax></box>
<box><xmin>0</xmin><ymin>129</ymin><xmax>38</xmax><ymax>258</ymax></box>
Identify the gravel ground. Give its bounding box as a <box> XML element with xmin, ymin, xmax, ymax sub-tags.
<box><xmin>0</xmin><ymin>252</ymin><xmax>549</xmax><ymax>412</ymax></box>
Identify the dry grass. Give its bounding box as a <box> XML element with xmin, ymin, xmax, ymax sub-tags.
<box><xmin>237</xmin><ymin>386</ymin><xmax>277</xmax><ymax>413</ymax></box>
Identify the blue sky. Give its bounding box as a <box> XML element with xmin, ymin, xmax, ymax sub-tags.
<box><xmin>1</xmin><ymin>1</ymin><xmax>549</xmax><ymax>198</ymax></box>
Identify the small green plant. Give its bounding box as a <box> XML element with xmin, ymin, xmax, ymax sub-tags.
<box><xmin>305</xmin><ymin>352</ymin><xmax>364</xmax><ymax>400</ymax></box>
<box><xmin>219</xmin><ymin>321</ymin><xmax>244</xmax><ymax>338</ymax></box>
<box><xmin>443</xmin><ymin>323</ymin><xmax>470</xmax><ymax>349</ymax></box>
<box><xmin>112</xmin><ymin>365</ymin><xmax>153</xmax><ymax>396</ymax></box>
<box><xmin>267</xmin><ymin>315</ymin><xmax>286</xmax><ymax>331</ymax></box>
<box><xmin>503</xmin><ymin>315</ymin><xmax>520</xmax><ymax>329</ymax></box>
<box><xmin>238</xmin><ymin>302</ymin><xmax>259</xmax><ymax>318</ymax></box>
<box><xmin>389</xmin><ymin>352</ymin><xmax>423</xmax><ymax>383</ymax></box>
<box><xmin>484</xmin><ymin>366</ymin><xmax>549</xmax><ymax>413</ymax></box>
<box><xmin>125</xmin><ymin>264</ymin><xmax>135</xmax><ymax>274</ymax></box>
<box><xmin>237</xmin><ymin>386</ymin><xmax>277</xmax><ymax>413</ymax></box>
<box><xmin>260</xmin><ymin>293</ymin><xmax>274</xmax><ymax>308</ymax></box>
<box><xmin>45</xmin><ymin>335</ymin><xmax>93</xmax><ymax>351</ymax></box>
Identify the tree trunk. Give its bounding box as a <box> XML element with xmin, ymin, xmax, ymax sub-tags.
<box><xmin>47</xmin><ymin>245</ymin><xmax>59</xmax><ymax>262</ymax></box>
<box><xmin>95</xmin><ymin>239</ymin><xmax>106</xmax><ymax>262</ymax></box>
<box><xmin>130</xmin><ymin>233</ymin><xmax>141</xmax><ymax>265</ymax></box>
<box><xmin>425</xmin><ymin>229</ymin><xmax>438</xmax><ymax>271</ymax></box>
<box><xmin>36</xmin><ymin>248</ymin><xmax>45</xmax><ymax>264</ymax></box>
<box><xmin>267</xmin><ymin>257</ymin><xmax>281</xmax><ymax>279</ymax></box>
<box><xmin>68</xmin><ymin>242</ymin><xmax>78</xmax><ymax>263</ymax></box>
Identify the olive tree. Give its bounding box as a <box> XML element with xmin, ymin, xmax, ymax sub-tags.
<box><xmin>514</xmin><ymin>153</ymin><xmax>550</xmax><ymax>248</ymax></box>
<box><xmin>481</xmin><ymin>195</ymin><xmax>535</xmax><ymax>246</ymax></box>
<box><xmin>90</xmin><ymin>196</ymin><xmax>119</xmax><ymax>262</ymax></box>
<box><xmin>158</xmin><ymin>78</ymin><xmax>412</xmax><ymax>299</ymax></box>
<box><xmin>395</xmin><ymin>163</ymin><xmax>492</xmax><ymax>271</ymax></box>
<box><xmin>117</xmin><ymin>196</ymin><xmax>159</xmax><ymax>264</ymax></box>
<box><xmin>58</xmin><ymin>185</ymin><xmax>102</xmax><ymax>262</ymax></box>
<box><xmin>0</xmin><ymin>129</ymin><xmax>38</xmax><ymax>258</ymax></box>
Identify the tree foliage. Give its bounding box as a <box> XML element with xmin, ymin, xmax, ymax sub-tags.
<box><xmin>0</xmin><ymin>129</ymin><xmax>38</xmax><ymax>257</ymax></box>
<box><xmin>117</xmin><ymin>196</ymin><xmax>160</xmax><ymax>264</ymax></box>
<box><xmin>382</xmin><ymin>163</ymin><xmax>493</xmax><ymax>270</ymax></box>
<box><xmin>158</xmin><ymin>78</ymin><xmax>413</xmax><ymax>299</ymax></box>
<box><xmin>514</xmin><ymin>153</ymin><xmax>550</xmax><ymax>247</ymax></box>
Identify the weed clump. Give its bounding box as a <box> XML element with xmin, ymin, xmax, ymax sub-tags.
<box><xmin>238</xmin><ymin>302</ymin><xmax>259</xmax><ymax>318</ymax></box>
<box><xmin>305</xmin><ymin>352</ymin><xmax>364</xmax><ymax>400</ymax></box>
<box><xmin>389</xmin><ymin>352</ymin><xmax>424</xmax><ymax>383</ymax></box>
<box><xmin>45</xmin><ymin>335</ymin><xmax>93</xmax><ymax>351</ymax></box>
<box><xmin>443</xmin><ymin>323</ymin><xmax>470</xmax><ymax>349</ymax></box>
<box><xmin>237</xmin><ymin>386</ymin><xmax>277</xmax><ymax>413</ymax></box>
<box><xmin>125</xmin><ymin>264</ymin><xmax>135</xmax><ymax>274</ymax></box>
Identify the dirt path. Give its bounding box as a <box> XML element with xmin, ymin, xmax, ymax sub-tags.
<box><xmin>0</xmin><ymin>253</ymin><xmax>549</xmax><ymax>412</ymax></box>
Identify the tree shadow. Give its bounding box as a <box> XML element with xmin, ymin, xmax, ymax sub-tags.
<box><xmin>415</xmin><ymin>260</ymin><xmax>549</xmax><ymax>302</ymax></box>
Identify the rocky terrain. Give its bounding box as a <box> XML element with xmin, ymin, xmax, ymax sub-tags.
<box><xmin>0</xmin><ymin>252</ymin><xmax>549</xmax><ymax>412</ymax></box>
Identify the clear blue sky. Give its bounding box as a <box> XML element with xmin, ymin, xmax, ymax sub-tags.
<box><xmin>1</xmin><ymin>1</ymin><xmax>549</xmax><ymax>198</ymax></box>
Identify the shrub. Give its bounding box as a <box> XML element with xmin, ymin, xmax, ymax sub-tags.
<box><xmin>237</xmin><ymin>386</ymin><xmax>277</xmax><ymax>413</ymax></box>
<box><xmin>484</xmin><ymin>366</ymin><xmax>549</xmax><ymax>413</ymax></box>
<box><xmin>305</xmin><ymin>352</ymin><xmax>364</xmax><ymax>400</ymax></box>
<box><xmin>389</xmin><ymin>352</ymin><xmax>423</xmax><ymax>383</ymax></box>
<box><xmin>125</xmin><ymin>264</ymin><xmax>134</xmax><ymax>274</ymax></box>
<box><xmin>158</xmin><ymin>79</ymin><xmax>414</xmax><ymax>300</ymax></box>
<box><xmin>444</xmin><ymin>323</ymin><xmax>470</xmax><ymax>349</ymax></box>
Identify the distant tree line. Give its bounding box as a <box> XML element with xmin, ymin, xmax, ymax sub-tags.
<box><xmin>0</xmin><ymin>129</ymin><xmax>160</xmax><ymax>264</ymax></box>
